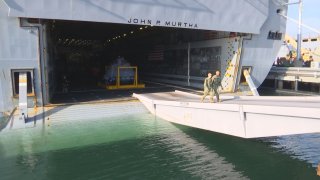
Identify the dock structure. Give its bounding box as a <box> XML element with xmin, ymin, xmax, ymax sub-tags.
<box><xmin>267</xmin><ymin>67</ymin><xmax>320</xmax><ymax>92</ymax></box>
<box><xmin>133</xmin><ymin>90</ymin><xmax>320</xmax><ymax>138</ymax></box>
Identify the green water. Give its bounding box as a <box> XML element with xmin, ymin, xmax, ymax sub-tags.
<box><xmin>0</xmin><ymin>111</ymin><xmax>319</xmax><ymax>180</ymax></box>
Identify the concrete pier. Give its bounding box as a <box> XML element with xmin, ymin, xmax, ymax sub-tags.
<box><xmin>267</xmin><ymin>67</ymin><xmax>320</xmax><ymax>93</ymax></box>
<box><xmin>277</xmin><ymin>80</ymin><xmax>283</xmax><ymax>89</ymax></box>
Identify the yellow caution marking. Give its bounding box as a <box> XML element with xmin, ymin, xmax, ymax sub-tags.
<box><xmin>106</xmin><ymin>66</ymin><xmax>145</xmax><ymax>90</ymax></box>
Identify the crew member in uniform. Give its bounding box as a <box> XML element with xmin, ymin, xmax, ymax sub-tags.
<box><xmin>201</xmin><ymin>72</ymin><xmax>213</xmax><ymax>103</ymax></box>
<box><xmin>212</xmin><ymin>70</ymin><xmax>223</xmax><ymax>103</ymax></box>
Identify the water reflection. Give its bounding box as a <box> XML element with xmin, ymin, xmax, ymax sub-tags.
<box><xmin>174</xmin><ymin>126</ymin><xmax>319</xmax><ymax>180</ymax></box>
<box><xmin>262</xmin><ymin>133</ymin><xmax>320</xmax><ymax>167</ymax></box>
<box><xmin>0</xmin><ymin>111</ymin><xmax>319</xmax><ymax>179</ymax></box>
<box><xmin>152</xmin><ymin>126</ymin><xmax>248</xmax><ymax>179</ymax></box>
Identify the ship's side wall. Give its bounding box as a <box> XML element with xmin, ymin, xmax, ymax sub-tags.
<box><xmin>0</xmin><ymin>0</ymin><xmax>287</xmax><ymax>114</ymax></box>
<box><xmin>0</xmin><ymin>1</ymin><xmax>41</xmax><ymax>114</ymax></box>
<box><xmin>241</xmin><ymin>0</ymin><xmax>287</xmax><ymax>87</ymax></box>
<box><xmin>5</xmin><ymin>0</ymin><xmax>269</xmax><ymax>34</ymax></box>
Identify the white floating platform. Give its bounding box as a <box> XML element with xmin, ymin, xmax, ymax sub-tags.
<box><xmin>133</xmin><ymin>91</ymin><xmax>320</xmax><ymax>138</ymax></box>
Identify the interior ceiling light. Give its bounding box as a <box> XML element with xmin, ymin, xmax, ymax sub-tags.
<box><xmin>98</xmin><ymin>24</ymin><xmax>156</xmax><ymax>45</ymax></box>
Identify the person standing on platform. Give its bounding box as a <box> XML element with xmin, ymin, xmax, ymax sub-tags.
<box><xmin>201</xmin><ymin>72</ymin><xmax>213</xmax><ymax>103</ymax></box>
<box><xmin>306</xmin><ymin>55</ymin><xmax>314</xmax><ymax>67</ymax></box>
<box><xmin>212</xmin><ymin>70</ymin><xmax>223</xmax><ymax>103</ymax></box>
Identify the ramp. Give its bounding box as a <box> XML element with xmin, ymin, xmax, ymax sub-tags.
<box><xmin>133</xmin><ymin>91</ymin><xmax>320</xmax><ymax>138</ymax></box>
<box><xmin>1</xmin><ymin>101</ymin><xmax>148</xmax><ymax>132</ymax></box>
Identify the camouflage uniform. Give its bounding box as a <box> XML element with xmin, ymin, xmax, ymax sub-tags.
<box><xmin>201</xmin><ymin>77</ymin><xmax>213</xmax><ymax>102</ymax></box>
<box><xmin>212</xmin><ymin>75</ymin><xmax>222</xmax><ymax>102</ymax></box>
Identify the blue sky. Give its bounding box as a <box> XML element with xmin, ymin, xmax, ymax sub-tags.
<box><xmin>286</xmin><ymin>0</ymin><xmax>320</xmax><ymax>38</ymax></box>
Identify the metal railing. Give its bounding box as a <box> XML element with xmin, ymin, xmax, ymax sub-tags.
<box><xmin>269</xmin><ymin>67</ymin><xmax>320</xmax><ymax>78</ymax></box>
